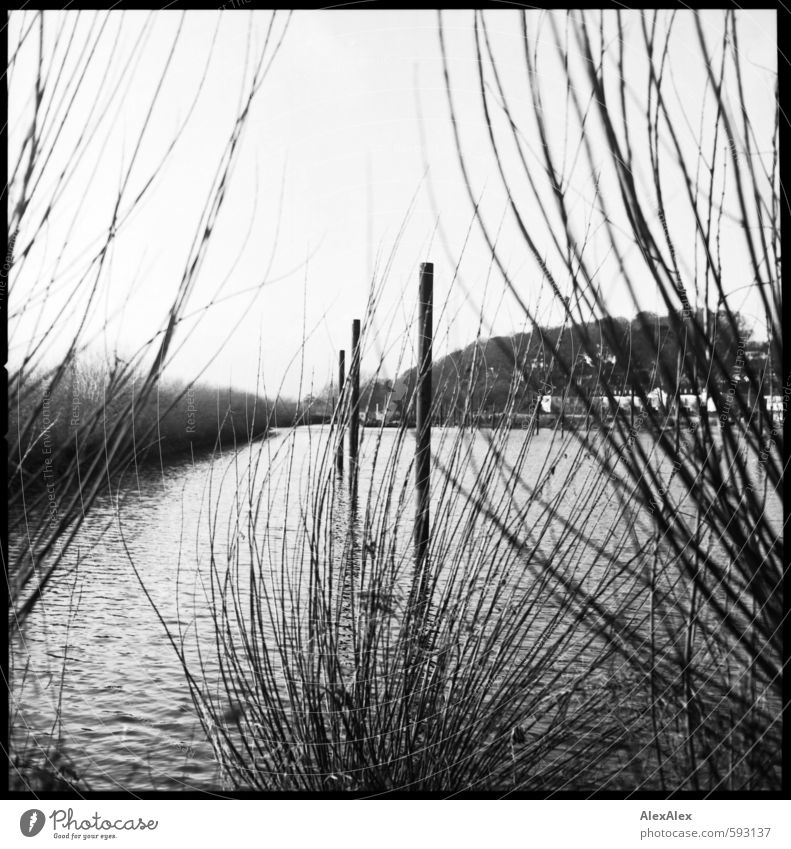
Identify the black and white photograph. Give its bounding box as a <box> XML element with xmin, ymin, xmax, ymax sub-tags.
<box><xmin>5</xmin><ymin>5</ymin><xmax>783</xmax><ymax>809</ymax></box>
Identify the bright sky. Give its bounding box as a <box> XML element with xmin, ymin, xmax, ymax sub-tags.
<box><xmin>8</xmin><ymin>9</ymin><xmax>777</xmax><ymax>398</ymax></box>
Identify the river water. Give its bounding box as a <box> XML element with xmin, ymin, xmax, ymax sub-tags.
<box><xmin>9</xmin><ymin>424</ymin><xmax>782</xmax><ymax>791</ymax></box>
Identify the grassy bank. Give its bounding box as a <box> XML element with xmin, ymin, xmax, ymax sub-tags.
<box><xmin>7</xmin><ymin>358</ymin><xmax>300</xmax><ymax>630</ymax></box>
<box><xmin>9</xmin><ymin>361</ymin><xmax>297</xmax><ymax>492</ymax></box>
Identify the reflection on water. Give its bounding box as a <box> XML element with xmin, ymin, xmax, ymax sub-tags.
<box><xmin>9</xmin><ymin>425</ymin><xmax>781</xmax><ymax>790</ymax></box>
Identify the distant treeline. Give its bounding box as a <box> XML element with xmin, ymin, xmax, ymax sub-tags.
<box><xmin>8</xmin><ymin>361</ymin><xmax>298</xmax><ymax>495</ymax></box>
<box><xmin>326</xmin><ymin>308</ymin><xmax>777</xmax><ymax>422</ymax></box>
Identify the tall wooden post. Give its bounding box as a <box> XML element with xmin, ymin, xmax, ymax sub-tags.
<box><xmin>336</xmin><ymin>349</ymin><xmax>345</xmax><ymax>474</ymax></box>
<box><xmin>675</xmin><ymin>350</ymin><xmax>681</xmax><ymax>452</ymax></box>
<box><xmin>758</xmin><ymin>381</ymin><xmax>763</xmax><ymax>443</ymax></box>
<box><xmin>746</xmin><ymin>382</ymin><xmax>751</xmax><ymax>417</ymax></box>
<box><xmin>415</xmin><ymin>263</ymin><xmax>433</xmax><ymax>577</ymax></box>
<box><xmin>349</xmin><ymin>320</ymin><xmax>361</xmax><ymax>496</ymax></box>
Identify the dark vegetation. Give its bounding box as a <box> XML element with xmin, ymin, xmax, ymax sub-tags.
<box><xmin>432</xmin><ymin>311</ymin><xmax>770</xmax><ymax>402</ymax></box>
<box><xmin>308</xmin><ymin>308</ymin><xmax>776</xmax><ymax>431</ymax></box>
<box><xmin>9</xmin><ymin>361</ymin><xmax>295</xmax><ymax>491</ymax></box>
<box><xmin>391</xmin><ymin>309</ymin><xmax>775</xmax><ymax>420</ymax></box>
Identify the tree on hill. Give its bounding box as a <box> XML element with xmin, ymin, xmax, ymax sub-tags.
<box><xmin>389</xmin><ymin>309</ymin><xmax>763</xmax><ymax>418</ymax></box>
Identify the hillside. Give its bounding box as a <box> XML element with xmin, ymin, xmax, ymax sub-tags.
<box><xmin>381</xmin><ymin>308</ymin><xmax>770</xmax><ymax>420</ymax></box>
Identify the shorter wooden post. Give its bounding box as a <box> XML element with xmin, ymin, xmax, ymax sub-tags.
<box><xmin>415</xmin><ymin>263</ymin><xmax>433</xmax><ymax>578</ymax></box>
<box><xmin>336</xmin><ymin>349</ymin><xmax>345</xmax><ymax>474</ymax></box>
<box><xmin>561</xmin><ymin>395</ymin><xmax>565</xmax><ymax>435</ymax></box>
<box><xmin>350</xmin><ymin>321</ymin><xmax>361</xmax><ymax>499</ymax></box>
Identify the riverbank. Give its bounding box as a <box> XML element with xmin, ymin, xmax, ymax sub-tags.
<box><xmin>8</xmin><ymin>368</ymin><xmax>296</xmax><ymax>498</ymax></box>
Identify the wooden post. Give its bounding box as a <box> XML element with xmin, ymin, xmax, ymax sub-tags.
<box><xmin>350</xmin><ymin>321</ymin><xmax>361</xmax><ymax>495</ymax></box>
<box><xmin>561</xmin><ymin>395</ymin><xmax>565</xmax><ymax>436</ymax></box>
<box><xmin>336</xmin><ymin>349</ymin><xmax>345</xmax><ymax>474</ymax></box>
<box><xmin>415</xmin><ymin>262</ymin><xmax>433</xmax><ymax>577</ymax></box>
<box><xmin>675</xmin><ymin>350</ymin><xmax>681</xmax><ymax>451</ymax></box>
<box><xmin>630</xmin><ymin>384</ymin><xmax>635</xmax><ymax>430</ymax></box>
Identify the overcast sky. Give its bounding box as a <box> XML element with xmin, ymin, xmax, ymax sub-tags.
<box><xmin>9</xmin><ymin>9</ymin><xmax>777</xmax><ymax>398</ymax></box>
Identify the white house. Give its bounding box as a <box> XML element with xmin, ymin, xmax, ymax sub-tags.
<box><xmin>646</xmin><ymin>388</ymin><xmax>669</xmax><ymax>410</ymax></box>
<box><xmin>679</xmin><ymin>393</ymin><xmax>717</xmax><ymax>413</ymax></box>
